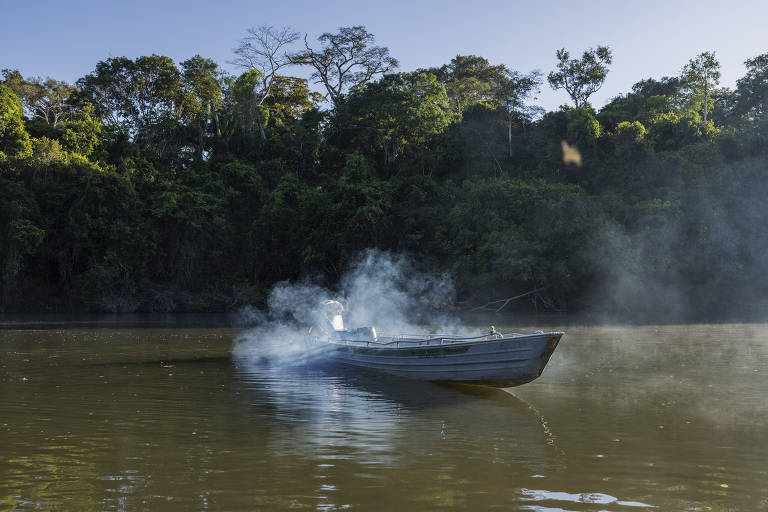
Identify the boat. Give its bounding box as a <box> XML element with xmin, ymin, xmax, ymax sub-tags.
<box><xmin>308</xmin><ymin>300</ymin><xmax>563</xmax><ymax>387</ymax></box>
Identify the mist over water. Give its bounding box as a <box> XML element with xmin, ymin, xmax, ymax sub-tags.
<box><xmin>585</xmin><ymin>157</ymin><xmax>768</xmax><ymax>323</ymax></box>
<box><xmin>232</xmin><ymin>249</ymin><xmax>459</xmax><ymax>364</ymax></box>
<box><xmin>589</xmin><ymin>221</ymin><xmax>689</xmax><ymax>321</ymax></box>
<box><xmin>528</xmin><ymin>323</ymin><xmax>768</xmax><ymax>433</ymax></box>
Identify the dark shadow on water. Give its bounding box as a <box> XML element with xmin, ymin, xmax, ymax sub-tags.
<box><xmin>0</xmin><ymin>312</ymin><xmax>235</xmax><ymax>330</ymax></box>
<box><xmin>231</xmin><ymin>353</ymin><xmax>551</xmax><ymax>416</ymax></box>
<box><xmin>229</xmin><ymin>355</ymin><xmax>566</xmax><ymax>474</ymax></box>
<box><xmin>89</xmin><ymin>354</ymin><xmax>232</xmax><ymax>367</ymax></box>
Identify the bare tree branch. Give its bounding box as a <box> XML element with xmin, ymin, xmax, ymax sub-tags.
<box><xmin>290</xmin><ymin>26</ymin><xmax>398</xmax><ymax>105</ymax></box>
<box><xmin>232</xmin><ymin>25</ymin><xmax>299</xmax><ymax>107</ymax></box>
<box><xmin>466</xmin><ymin>285</ymin><xmax>554</xmax><ymax>312</ymax></box>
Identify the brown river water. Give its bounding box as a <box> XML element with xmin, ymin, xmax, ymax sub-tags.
<box><xmin>1</xmin><ymin>319</ymin><xmax>767</xmax><ymax>511</ymax></box>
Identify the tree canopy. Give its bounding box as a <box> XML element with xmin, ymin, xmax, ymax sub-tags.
<box><xmin>1</xmin><ymin>31</ymin><xmax>767</xmax><ymax>320</ymax></box>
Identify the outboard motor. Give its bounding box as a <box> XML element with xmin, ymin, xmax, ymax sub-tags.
<box><xmin>321</xmin><ymin>299</ymin><xmax>345</xmax><ymax>332</ymax></box>
<box><xmin>316</xmin><ymin>300</ymin><xmax>377</xmax><ymax>342</ymax></box>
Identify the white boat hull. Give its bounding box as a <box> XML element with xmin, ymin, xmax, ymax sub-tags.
<box><xmin>312</xmin><ymin>331</ymin><xmax>563</xmax><ymax>387</ymax></box>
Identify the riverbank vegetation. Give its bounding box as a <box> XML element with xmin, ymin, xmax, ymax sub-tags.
<box><xmin>2</xmin><ymin>26</ymin><xmax>767</xmax><ymax>317</ymax></box>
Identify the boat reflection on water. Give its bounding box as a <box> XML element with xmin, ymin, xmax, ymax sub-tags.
<box><xmin>229</xmin><ymin>350</ymin><xmax>661</xmax><ymax>511</ymax></box>
<box><xmin>231</xmin><ymin>351</ymin><xmax>565</xmax><ymax>478</ymax></box>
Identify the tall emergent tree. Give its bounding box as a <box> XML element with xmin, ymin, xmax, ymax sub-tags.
<box><xmin>76</xmin><ymin>55</ymin><xmax>184</xmax><ymax>142</ymax></box>
<box><xmin>1</xmin><ymin>69</ymin><xmax>75</xmax><ymax>127</ymax></box>
<box><xmin>499</xmin><ymin>70</ymin><xmax>542</xmax><ymax>156</ymax></box>
<box><xmin>424</xmin><ymin>55</ymin><xmax>542</xmax><ymax>156</ymax></box>
<box><xmin>180</xmin><ymin>55</ymin><xmax>222</xmax><ymax>153</ymax></box>
<box><xmin>547</xmin><ymin>46</ymin><xmax>613</xmax><ymax>108</ymax></box>
<box><xmin>428</xmin><ymin>55</ymin><xmax>510</xmax><ymax>113</ymax></box>
<box><xmin>232</xmin><ymin>25</ymin><xmax>300</xmax><ymax>140</ymax></box>
<box><xmin>291</xmin><ymin>26</ymin><xmax>398</xmax><ymax>106</ymax></box>
<box><xmin>680</xmin><ymin>51</ymin><xmax>720</xmax><ymax>122</ymax></box>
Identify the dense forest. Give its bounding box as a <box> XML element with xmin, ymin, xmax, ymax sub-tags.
<box><xmin>2</xmin><ymin>26</ymin><xmax>768</xmax><ymax>318</ymax></box>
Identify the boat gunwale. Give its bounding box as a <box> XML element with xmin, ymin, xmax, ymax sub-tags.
<box><xmin>318</xmin><ymin>331</ymin><xmax>564</xmax><ymax>351</ymax></box>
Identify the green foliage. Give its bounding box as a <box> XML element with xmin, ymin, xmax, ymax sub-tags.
<box><xmin>75</xmin><ymin>55</ymin><xmax>189</xmax><ymax>166</ymax></box>
<box><xmin>181</xmin><ymin>55</ymin><xmax>223</xmax><ymax>118</ymax></box>
<box><xmin>599</xmin><ymin>77</ymin><xmax>680</xmax><ymax>129</ymax></box>
<box><xmin>29</xmin><ymin>137</ymin><xmax>69</xmax><ymax>167</ymax></box>
<box><xmin>646</xmin><ymin>111</ymin><xmax>713</xmax><ymax>152</ymax></box>
<box><xmin>0</xmin><ymin>183</ymin><xmax>45</xmax><ymax>303</ymax></box>
<box><xmin>336</xmin><ymin>152</ymin><xmax>392</xmax><ymax>246</ymax></box>
<box><xmin>432</xmin><ymin>177</ymin><xmax>596</xmax><ymax>308</ymax></box>
<box><xmin>60</xmin><ymin>103</ymin><xmax>101</xmax><ymax>156</ymax></box>
<box><xmin>1</xmin><ymin>69</ymin><xmax>75</xmax><ymax>126</ymax></box>
<box><xmin>0</xmin><ymin>84</ymin><xmax>32</xmax><ymax>159</ymax></box>
<box><xmin>679</xmin><ymin>51</ymin><xmax>721</xmax><ymax>122</ymax></box>
<box><xmin>566</xmin><ymin>106</ymin><xmax>602</xmax><ymax>147</ymax></box>
<box><xmin>5</xmin><ymin>44</ymin><xmax>768</xmax><ymax>317</ymax></box>
<box><xmin>548</xmin><ymin>46</ymin><xmax>613</xmax><ymax>107</ymax></box>
<box><xmin>263</xmin><ymin>76</ymin><xmax>322</xmax><ymax>125</ymax></box>
<box><xmin>732</xmin><ymin>53</ymin><xmax>768</xmax><ymax>140</ymax></box>
<box><xmin>615</xmin><ymin>120</ymin><xmax>646</xmax><ymax>142</ymax></box>
<box><xmin>230</xmin><ymin>70</ymin><xmax>263</xmax><ymax>120</ymax></box>
<box><xmin>180</xmin><ymin>55</ymin><xmax>223</xmax><ymax>154</ymax></box>
<box><xmin>427</xmin><ymin>55</ymin><xmax>509</xmax><ymax>113</ymax></box>
<box><xmin>342</xmin><ymin>72</ymin><xmax>453</xmax><ymax>164</ymax></box>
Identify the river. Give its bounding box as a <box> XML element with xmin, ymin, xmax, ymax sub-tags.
<box><xmin>1</xmin><ymin>319</ymin><xmax>766</xmax><ymax>510</ymax></box>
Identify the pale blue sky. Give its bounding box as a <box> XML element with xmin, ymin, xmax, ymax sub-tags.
<box><xmin>2</xmin><ymin>0</ymin><xmax>767</xmax><ymax>111</ymax></box>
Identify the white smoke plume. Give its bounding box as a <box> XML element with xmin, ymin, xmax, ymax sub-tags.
<box><xmin>340</xmin><ymin>250</ymin><xmax>457</xmax><ymax>333</ymax></box>
<box><xmin>232</xmin><ymin>249</ymin><xmax>458</xmax><ymax>364</ymax></box>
